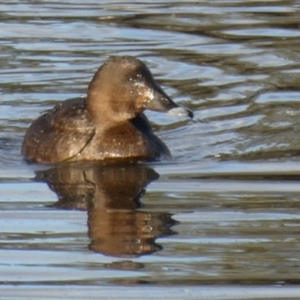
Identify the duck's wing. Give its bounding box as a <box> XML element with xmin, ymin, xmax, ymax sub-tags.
<box><xmin>49</xmin><ymin>97</ymin><xmax>93</xmax><ymax>132</ymax></box>
<box><xmin>22</xmin><ymin>97</ymin><xmax>95</xmax><ymax>163</ymax></box>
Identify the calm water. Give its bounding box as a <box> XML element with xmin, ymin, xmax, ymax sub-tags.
<box><xmin>1</xmin><ymin>1</ymin><xmax>300</xmax><ymax>299</ymax></box>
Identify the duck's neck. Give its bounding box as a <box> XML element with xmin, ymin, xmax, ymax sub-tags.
<box><xmin>86</xmin><ymin>93</ymin><xmax>136</xmax><ymax>128</ymax></box>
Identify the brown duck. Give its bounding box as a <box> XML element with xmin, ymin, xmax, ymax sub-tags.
<box><xmin>22</xmin><ymin>56</ymin><xmax>193</xmax><ymax>163</ymax></box>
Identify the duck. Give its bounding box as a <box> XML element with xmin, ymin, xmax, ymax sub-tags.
<box><xmin>22</xmin><ymin>56</ymin><xmax>193</xmax><ymax>163</ymax></box>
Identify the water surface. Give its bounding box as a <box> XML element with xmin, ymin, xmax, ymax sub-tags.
<box><xmin>1</xmin><ymin>1</ymin><xmax>300</xmax><ymax>299</ymax></box>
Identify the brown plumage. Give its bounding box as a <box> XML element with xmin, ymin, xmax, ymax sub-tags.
<box><xmin>22</xmin><ymin>56</ymin><xmax>193</xmax><ymax>163</ymax></box>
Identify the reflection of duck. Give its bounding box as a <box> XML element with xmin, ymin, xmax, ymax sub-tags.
<box><xmin>22</xmin><ymin>56</ymin><xmax>193</xmax><ymax>163</ymax></box>
<box><xmin>36</xmin><ymin>163</ymin><xmax>177</xmax><ymax>257</ymax></box>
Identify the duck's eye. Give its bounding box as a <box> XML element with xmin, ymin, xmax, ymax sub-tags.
<box><xmin>129</xmin><ymin>73</ymin><xmax>143</xmax><ymax>83</ymax></box>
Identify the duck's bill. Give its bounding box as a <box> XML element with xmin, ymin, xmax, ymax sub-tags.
<box><xmin>167</xmin><ymin>107</ymin><xmax>193</xmax><ymax>118</ymax></box>
<box><xmin>144</xmin><ymin>81</ymin><xmax>193</xmax><ymax>119</ymax></box>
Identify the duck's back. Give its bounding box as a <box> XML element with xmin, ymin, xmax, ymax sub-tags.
<box><xmin>22</xmin><ymin>98</ymin><xmax>95</xmax><ymax>163</ymax></box>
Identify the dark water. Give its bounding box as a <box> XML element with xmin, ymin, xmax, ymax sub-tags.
<box><xmin>1</xmin><ymin>1</ymin><xmax>300</xmax><ymax>299</ymax></box>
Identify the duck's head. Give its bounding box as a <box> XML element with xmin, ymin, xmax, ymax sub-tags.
<box><xmin>87</xmin><ymin>56</ymin><xmax>193</xmax><ymax>123</ymax></box>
